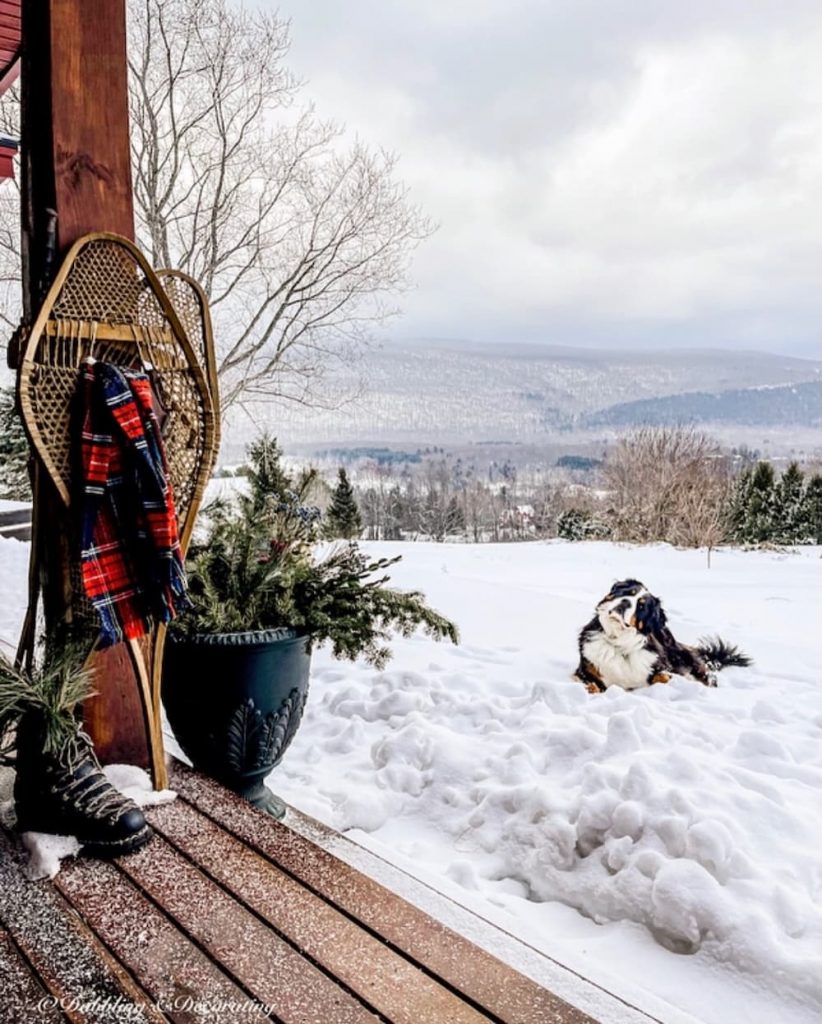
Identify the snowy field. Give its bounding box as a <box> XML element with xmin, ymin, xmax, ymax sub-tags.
<box><xmin>1</xmin><ymin>537</ymin><xmax>820</xmax><ymax>1024</ymax></box>
<box><xmin>274</xmin><ymin>542</ymin><xmax>822</xmax><ymax>1024</ymax></box>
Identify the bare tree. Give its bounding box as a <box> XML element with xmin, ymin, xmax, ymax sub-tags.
<box><xmin>0</xmin><ymin>2</ymin><xmax>431</xmax><ymax>411</ymax></box>
<box><xmin>602</xmin><ymin>426</ymin><xmax>730</xmax><ymax>549</ymax></box>
<box><xmin>0</xmin><ymin>83</ymin><xmax>20</xmax><ymax>333</ymax></box>
<box><xmin>672</xmin><ymin>476</ymin><xmax>730</xmax><ymax>566</ymax></box>
<box><xmin>463</xmin><ymin>478</ymin><xmax>495</xmax><ymax>542</ymax></box>
<box><xmin>128</xmin><ymin>0</ymin><xmax>432</xmax><ymax>410</ymax></box>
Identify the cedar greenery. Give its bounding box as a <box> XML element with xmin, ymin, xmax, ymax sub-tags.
<box><xmin>172</xmin><ymin>436</ymin><xmax>458</xmax><ymax>667</ymax></box>
<box><xmin>0</xmin><ymin>640</ymin><xmax>96</xmax><ymax>763</ymax></box>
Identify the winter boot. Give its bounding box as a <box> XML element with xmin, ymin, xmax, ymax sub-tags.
<box><xmin>13</xmin><ymin>714</ymin><xmax>152</xmax><ymax>857</ymax></box>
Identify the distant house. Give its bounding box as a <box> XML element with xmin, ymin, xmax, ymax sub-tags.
<box><xmin>498</xmin><ymin>504</ymin><xmax>536</xmax><ymax>536</ymax></box>
<box><xmin>0</xmin><ymin>134</ymin><xmax>18</xmax><ymax>181</ymax></box>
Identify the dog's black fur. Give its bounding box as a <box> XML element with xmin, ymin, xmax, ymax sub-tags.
<box><xmin>575</xmin><ymin>579</ymin><xmax>751</xmax><ymax>692</ymax></box>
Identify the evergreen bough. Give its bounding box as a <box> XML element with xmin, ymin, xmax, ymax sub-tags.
<box><xmin>0</xmin><ymin>638</ymin><xmax>96</xmax><ymax>763</ymax></box>
<box><xmin>173</xmin><ymin>437</ymin><xmax>459</xmax><ymax>668</ymax></box>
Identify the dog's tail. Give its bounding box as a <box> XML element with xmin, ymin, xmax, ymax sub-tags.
<box><xmin>697</xmin><ymin>636</ymin><xmax>752</xmax><ymax>671</ymax></box>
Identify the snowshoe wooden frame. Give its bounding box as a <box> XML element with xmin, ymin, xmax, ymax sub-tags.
<box><xmin>15</xmin><ymin>233</ymin><xmax>218</xmax><ymax>790</ymax></box>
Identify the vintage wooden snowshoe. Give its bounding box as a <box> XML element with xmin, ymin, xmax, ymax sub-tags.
<box><xmin>15</xmin><ymin>232</ymin><xmax>218</xmax><ymax>789</ymax></box>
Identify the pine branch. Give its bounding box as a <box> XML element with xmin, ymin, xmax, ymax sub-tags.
<box><xmin>0</xmin><ymin>641</ymin><xmax>96</xmax><ymax>760</ymax></box>
<box><xmin>171</xmin><ymin>440</ymin><xmax>458</xmax><ymax>664</ymax></box>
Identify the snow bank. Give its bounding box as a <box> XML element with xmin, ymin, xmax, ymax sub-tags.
<box><xmin>272</xmin><ymin>541</ymin><xmax>822</xmax><ymax>1024</ymax></box>
<box><xmin>0</xmin><ymin>534</ymin><xmax>31</xmax><ymax>656</ymax></box>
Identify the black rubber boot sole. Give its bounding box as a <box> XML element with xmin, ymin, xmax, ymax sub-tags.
<box><xmin>16</xmin><ymin>816</ymin><xmax>154</xmax><ymax>858</ymax></box>
<box><xmin>81</xmin><ymin>822</ymin><xmax>153</xmax><ymax>858</ymax></box>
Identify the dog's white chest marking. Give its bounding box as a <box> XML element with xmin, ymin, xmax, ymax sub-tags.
<box><xmin>583</xmin><ymin>632</ymin><xmax>657</xmax><ymax>690</ymax></box>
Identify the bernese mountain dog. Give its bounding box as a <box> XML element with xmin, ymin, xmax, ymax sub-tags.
<box><xmin>575</xmin><ymin>579</ymin><xmax>751</xmax><ymax>693</ymax></box>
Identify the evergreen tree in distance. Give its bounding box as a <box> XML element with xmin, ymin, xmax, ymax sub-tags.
<box><xmin>243</xmin><ymin>433</ymin><xmax>294</xmax><ymax>512</ymax></box>
<box><xmin>725</xmin><ymin>466</ymin><xmax>752</xmax><ymax>543</ymax></box>
<box><xmin>326</xmin><ymin>468</ymin><xmax>363</xmax><ymax>540</ymax></box>
<box><xmin>772</xmin><ymin>461</ymin><xmax>805</xmax><ymax>544</ymax></box>
<box><xmin>557</xmin><ymin>509</ymin><xmax>587</xmax><ymax>541</ymax></box>
<box><xmin>0</xmin><ymin>386</ymin><xmax>31</xmax><ymax>501</ymax></box>
<box><xmin>743</xmin><ymin>461</ymin><xmax>776</xmax><ymax>544</ymax></box>
<box><xmin>803</xmin><ymin>474</ymin><xmax>822</xmax><ymax>545</ymax></box>
<box><xmin>726</xmin><ymin>459</ymin><xmax>820</xmax><ymax>547</ymax></box>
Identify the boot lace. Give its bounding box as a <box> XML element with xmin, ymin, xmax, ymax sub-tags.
<box><xmin>51</xmin><ymin>731</ymin><xmax>137</xmax><ymax>820</ymax></box>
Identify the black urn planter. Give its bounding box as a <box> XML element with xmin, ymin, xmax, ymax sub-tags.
<box><xmin>162</xmin><ymin>628</ymin><xmax>311</xmax><ymax>818</ymax></box>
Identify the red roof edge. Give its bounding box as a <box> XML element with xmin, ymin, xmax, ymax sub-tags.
<box><xmin>0</xmin><ymin>0</ymin><xmax>21</xmax><ymax>98</ymax></box>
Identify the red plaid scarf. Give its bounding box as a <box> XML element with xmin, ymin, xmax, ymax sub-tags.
<box><xmin>78</xmin><ymin>362</ymin><xmax>188</xmax><ymax>647</ymax></box>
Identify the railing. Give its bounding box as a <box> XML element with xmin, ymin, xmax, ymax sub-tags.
<box><xmin>0</xmin><ymin>504</ymin><xmax>32</xmax><ymax>541</ymax></box>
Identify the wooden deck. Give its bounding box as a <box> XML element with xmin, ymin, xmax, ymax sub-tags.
<box><xmin>0</xmin><ymin>760</ymin><xmax>610</xmax><ymax>1024</ymax></box>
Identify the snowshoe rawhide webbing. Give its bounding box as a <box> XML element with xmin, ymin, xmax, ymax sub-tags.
<box><xmin>15</xmin><ymin>233</ymin><xmax>218</xmax><ymax>790</ymax></box>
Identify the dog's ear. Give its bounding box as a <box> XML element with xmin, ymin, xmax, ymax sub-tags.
<box><xmin>636</xmin><ymin>595</ymin><xmax>666</xmax><ymax>635</ymax></box>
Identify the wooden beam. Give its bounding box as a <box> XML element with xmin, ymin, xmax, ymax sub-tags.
<box><xmin>21</xmin><ymin>0</ymin><xmax>133</xmax><ymax>310</ymax></box>
<box><xmin>29</xmin><ymin>0</ymin><xmax>134</xmax><ymax>252</ymax></box>
<box><xmin>20</xmin><ymin>1</ymin><xmax>163</xmax><ymax>781</ymax></box>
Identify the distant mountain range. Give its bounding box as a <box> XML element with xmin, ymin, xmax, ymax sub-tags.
<box><xmin>232</xmin><ymin>339</ymin><xmax>822</xmax><ymax>451</ymax></box>
<box><xmin>584</xmin><ymin>381</ymin><xmax>822</xmax><ymax>429</ymax></box>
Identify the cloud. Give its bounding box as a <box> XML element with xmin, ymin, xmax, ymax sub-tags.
<box><xmin>276</xmin><ymin>0</ymin><xmax>822</xmax><ymax>355</ymax></box>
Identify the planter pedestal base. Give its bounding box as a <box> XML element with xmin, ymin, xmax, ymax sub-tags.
<box><xmin>237</xmin><ymin>779</ymin><xmax>286</xmax><ymax>819</ymax></box>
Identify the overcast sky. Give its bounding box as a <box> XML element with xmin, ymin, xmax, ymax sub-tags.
<box><xmin>277</xmin><ymin>1</ymin><xmax>821</xmax><ymax>357</ymax></box>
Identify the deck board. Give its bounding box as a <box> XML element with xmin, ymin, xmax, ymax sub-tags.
<box><xmin>169</xmin><ymin>762</ymin><xmax>595</xmax><ymax>1024</ymax></box>
<box><xmin>0</xmin><ymin>926</ymin><xmax>69</xmax><ymax>1024</ymax></box>
<box><xmin>0</xmin><ymin>759</ymin><xmax>604</xmax><ymax>1024</ymax></box>
<box><xmin>148</xmin><ymin>798</ymin><xmax>490</xmax><ymax>1024</ymax></box>
<box><xmin>55</xmin><ymin>856</ymin><xmax>270</xmax><ymax>1024</ymax></box>
<box><xmin>0</xmin><ymin>830</ymin><xmax>164</xmax><ymax>1024</ymax></box>
<box><xmin>114</xmin><ymin>831</ymin><xmax>380</xmax><ymax>1024</ymax></box>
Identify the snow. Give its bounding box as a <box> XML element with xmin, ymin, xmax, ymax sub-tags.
<box><xmin>1</xmin><ymin>534</ymin><xmax>820</xmax><ymax>1023</ymax></box>
<box><xmin>0</xmin><ymin>534</ymin><xmax>31</xmax><ymax>661</ymax></box>
<box><xmin>268</xmin><ymin>541</ymin><xmax>822</xmax><ymax>1024</ymax></box>
<box><xmin>18</xmin><ymin>829</ymin><xmax>83</xmax><ymax>881</ymax></box>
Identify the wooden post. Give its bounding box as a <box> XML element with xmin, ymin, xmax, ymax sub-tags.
<box><xmin>20</xmin><ymin>0</ymin><xmax>163</xmax><ymax>780</ymax></box>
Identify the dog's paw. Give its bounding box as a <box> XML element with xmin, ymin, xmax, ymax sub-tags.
<box><xmin>586</xmin><ymin>681</ymin><xmax>603</xmax><ymax>694</ymax></box>
<box><xmin>651</xmin><ymin>672</ymin><xmax>671</xmax><ymax>685</ymax></box>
